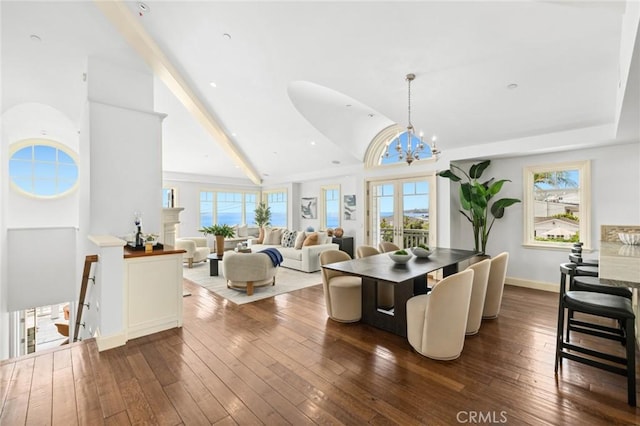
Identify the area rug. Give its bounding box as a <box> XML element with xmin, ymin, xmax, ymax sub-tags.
<box><xmin>182</xmin><ymin>262</ymin><xmax>322</xmax><ymax>305</ymax></box>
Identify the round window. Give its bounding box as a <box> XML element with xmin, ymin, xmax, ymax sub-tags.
<box><xmin>9</xmin><ymin>140</ymin><xmax>79</xmax><ymax>198</ymax></box>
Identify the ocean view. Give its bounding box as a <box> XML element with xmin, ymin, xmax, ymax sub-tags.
<box><xmin>201</xmin><ymin>212</ymin><xmax>288</xmax><ymax>227</ymax></box>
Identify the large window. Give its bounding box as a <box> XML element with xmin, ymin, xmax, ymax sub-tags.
<box><xmin>199</xmin><ymin>190</ymin><xmax>258</xmax><ymax>228</ymax></box>
<box><xmin>264</xmin><ymin>190</ymin><xmax>287</xmax><ymax>227</ymax></box>
<box><xmin>9</xmin><ymin>140</ymin><xmax>78</xmax><ymax>198</ymax></box>
<box><xmin>321</xmin><ymin>185</ymin><xmax>340</xmax><ymax>229</ymax></box>
<box><xmin>523</xmin><ymin>160</ymin><xmax>591</xmax><ymax>249</ymax></box>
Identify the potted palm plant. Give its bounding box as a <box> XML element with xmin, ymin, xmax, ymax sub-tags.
<box><xmin>200</xmin><ymin>224</ymin><xmax>235</xmax><ymax>256</ymax></box>
<box><xmin>254</xmin><ymin>202</ymin><xmax>271</xmax><ymax>243</ymax></box>
<box><xmin>437</xmin><ymin>160</ymin><xmax>520</xmax><ymax>255</ymax></box>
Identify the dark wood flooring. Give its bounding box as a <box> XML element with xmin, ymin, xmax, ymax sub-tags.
<box><xmin>1</xmin><ymin>282</ymin><xmax>639</xmax><ymax>425</ymax></box>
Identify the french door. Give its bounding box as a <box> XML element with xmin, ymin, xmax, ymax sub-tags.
<box><xmin>368</xmin><ymin>176</ymin><xmax>436</xmax><ymax>250</ymax></box>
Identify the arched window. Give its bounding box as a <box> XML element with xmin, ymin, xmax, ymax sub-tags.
<box><xmin>364</xmin><ymin>124</ymin><xmax>437</xmax><ymax>168</ymax></box>
<box><xmin>9</xmin><ymin>139</ymin><xmax>79</xmax><ymax>198</ymax></box>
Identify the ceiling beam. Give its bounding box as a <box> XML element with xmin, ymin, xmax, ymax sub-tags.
<box><xmin>93</xmin><ymin>0</ymin><xmax>262</xmax><ymax>185</ymax></box>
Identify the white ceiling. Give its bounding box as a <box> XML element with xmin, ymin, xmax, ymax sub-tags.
<box><xmin>2</xmin><ymin>1</ymin><xmax>638</xmax><ymax>185</ymax></box>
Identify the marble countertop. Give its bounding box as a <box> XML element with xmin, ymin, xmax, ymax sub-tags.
<box><xmin>599</xmin><ymin>241</ymin><xmax>640</xmax><ymax>286</ymax></box>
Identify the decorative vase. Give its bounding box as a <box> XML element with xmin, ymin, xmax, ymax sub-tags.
<box><xmin>258</xmin><ymin>227</ymin><xmax>265</xmax><ymax>244</ymax></box>
<box><xmin>334</xmin><ymin>227</ymin><xmax>344</xmax><ymax>238</ymax></box>
<box><xmin>215</xmin><ymin>235</ymin><xmax>225</xmax><ymax>256</ymax></box>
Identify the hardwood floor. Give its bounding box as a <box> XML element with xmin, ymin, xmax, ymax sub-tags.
<box><xmin>1</xmin><ymin>282</ymin><xmax>639</xmax><ymax>425</ymax></box>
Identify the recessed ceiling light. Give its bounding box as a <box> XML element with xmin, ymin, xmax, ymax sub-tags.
<box><xmin>138</xmin><ymin>2</ymin><xmax>149</xmax><ymax>12</ymax></box>
<box><xmin>345</xmin><ymin>104</ymin><xmax>352</xmax><ymax>108</ymax></box>
<box><xmin>263</xmin><ymin>173</ymin><xmax>270</xmax><ymax>176</ymax></box>
<box><xmin>223</xmin><ymin>33</ymin><xmax>232</xmax><ymax>40</ymax></box>
<box><xmin>40</xmin><ymin>130</ymin><xmax>47</xmax><ymax>135</ymax></box>
<box><xmin>310</xmin><ymin>141</ymin><xmax>316</xmax><ymax>145</ymax></box>
<box><xmin>507</xmin><ymin>83</ymin><xmax>518</xmax><ymax>90</ymax></box>
<box><xmin>30</xmin><ymin>34</ymin><xmax>41</xmax><ymax>42</ymax></box>
<box><xmin>368</xmin><ymin>113</ymin><xmax>374</xmax><ymax>118</ymax></box>
<box><xmin>231</xmin><ymin>132</ymin><xmax>237</xmax><ymax>137</ymax></box>
<box><xmin>331</xmin><ymin>160</ymin><xmax>341</xmax><ymax>165</ymax></box>
<box><xmin>209</xmin><ymin>82</ymin><xmax>217</xmax><ymax>88</ymax></box>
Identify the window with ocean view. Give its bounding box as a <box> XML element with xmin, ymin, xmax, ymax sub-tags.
<box><xmin>322</xmin><ymin>185</ymin><xmax>340</xmax><ymax>229</ymax></box>
<box><xmin>264</xmin><ymin>190</ymin><xmax>287</xmax><ymax>227</ymax></box>
<box><xmin>199</xmin><ymin>190</ymin><xmax>259</xmax><ymax>228</ymax></box>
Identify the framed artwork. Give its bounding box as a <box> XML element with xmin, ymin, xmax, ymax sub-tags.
<box><xmin>301</xmin><ymin>197</ymin><xmax>317</xmax><ymax>219</ymax></box>
<box><xmin>344</xmin><ymin>194</ymin><xmax>356</xmax><ymax>220</ymax></box>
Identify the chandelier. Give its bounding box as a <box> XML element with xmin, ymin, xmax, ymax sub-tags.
<box><xmin>384</xmin><ymin>73</ymin><xmax>440</xmax><ymax>165</ymax></box>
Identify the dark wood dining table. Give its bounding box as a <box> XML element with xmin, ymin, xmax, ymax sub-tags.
<box><xmin>322</xmin><ymin>247</ymin><xmax>479</xmax><ymax>336</ymax></box>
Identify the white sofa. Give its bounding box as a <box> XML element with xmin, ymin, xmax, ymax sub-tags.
<box><xmin>175</xmin><ymin>237</ymin><xmax>210</xmax><ymax>267</ymax></box>
<box><xmin>249</xmin><ymin>229</ymin><xmax>338</xmax><ymax>273</ymax></box>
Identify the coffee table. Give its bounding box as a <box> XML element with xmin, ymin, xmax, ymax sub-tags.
<box><xmin>207</xmin><ymin>253</ymin><xmax>223</xmax><ymax>276</ymax></box>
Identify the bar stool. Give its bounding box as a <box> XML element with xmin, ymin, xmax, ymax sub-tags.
<box><xmin>570</xmin><ymin>244</ymin><xmax>599</xmax><ymax>267</ymax></box>
<box><xmin>569</xmin><ymin>254</ymin><xmax>599</xmax><ymax>276</ymax></box>
<box><xmin>555</xmin><ymin>263</ymin><xmax>636</xmax><ymax>406</ymax></box>
<box><xmin>573</xmin><ymin>275</ymin><xmax>632</xmax><ymax>299</ymax></box>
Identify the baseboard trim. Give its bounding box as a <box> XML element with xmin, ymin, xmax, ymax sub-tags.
<box><xmin>506</xmin><ymin>276</ymin><xmax>558</xmax><ymax>293</ymax></box>
<box><xmin>95</xmin><ymin>332</ymin><xmax>127</xmax><ymax>352</ymax></box>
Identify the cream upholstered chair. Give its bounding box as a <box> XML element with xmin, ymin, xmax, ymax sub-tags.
<box><xmin>406</xmin><ymin>269</ymin><xmax>474</xmax><ymax>360</ymax></box>
<box><xmin>222</xmin><ymin>251</ymin><xmax>278</xmax><ymax>296</ymax></box>
<box><xmin>320</xmin><ymin>250</ymin><xmax>362</xmax><ymax>323</ymax></box>
<box><xmin>378</xmin><ymin>241</ymin><xmax>400</xmax><ymax>253</ymax></box>
<box><xmin>482</xmin><ymin>252</ymin><xmax>509</xmax><ymax>319</ymax></box>
<box><xmin>465</xmin><ymin>259</ymin><xmax>491</xmax><ymax>335</ymax></box>
<box><xmin>175</xmin><ymin>237</ymin><xmax>210</xmax><ymax>267</ymax></box>
<box><xmin>356</xmin><ymin>245</ymin><xmax>393</xmax><ymax>309</ymax></box>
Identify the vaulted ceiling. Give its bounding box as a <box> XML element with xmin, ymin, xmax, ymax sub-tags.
<box><xmin>2</xmin><ymin>1</ymin><xmax>638</xmax><ymax>186</ymax></box>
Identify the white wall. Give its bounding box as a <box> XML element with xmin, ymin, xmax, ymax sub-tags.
<box><xmin>1</xmin><ymin>102</ymin><xmax>80</xmax><ymax>359</ymax></box>
<box><xmin>448</xmin><ymin>142</ymin><xmax>640</xmax><ymax>286</ymax></box>
<box><xmin>3</xmin><ymin>103</ymin><xmax>80</xmax><ymax>228</ymax></box>
<box><xmin>297</xmin><ymin>175</ymin><xmax>361</xmax><ymax>243</ymax></box>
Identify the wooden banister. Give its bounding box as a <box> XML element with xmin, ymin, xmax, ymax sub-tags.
<box><xmin>74</xmin><ymin>254</ymin><xmax>98</xmax><ymax>343</ymax></box>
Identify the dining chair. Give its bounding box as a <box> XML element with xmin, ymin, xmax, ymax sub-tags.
<box><xmin>356</xmin><ymin>245</ymin><xmax>393</xmax><ymax>309</ymax></box>
<box><xmin>482</xmin><ymin>252</ymin><xmax>509</xmax><ymax>319</ymax></box>
<box><xmin>465</xmin><ymin>258</ymin><xmax>491</xmax><ymax>335</ymax></box>
<box><xmin>378</xmin><ymin>242</ymin><xmax>400</xmax><ymax>253</ymax></box>
<box><xmin>320</xmin><ymin>250</ymin><xmax>362</xmax><ymax>323</ymax></box>
<box><xmin>406</xmin><ymin>269</ymin><xmax>474</xmax><ymax>360</ymax></box>
<box><xmin>555</xmin><ymin>263</ymin><xmax>636</xmax><ymax>406</ymax></box>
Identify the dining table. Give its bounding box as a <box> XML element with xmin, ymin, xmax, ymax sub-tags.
<box><xmin>322</xmin><ymin>247</ymin><xmax>479</xmax><ymax>336</ymax></box>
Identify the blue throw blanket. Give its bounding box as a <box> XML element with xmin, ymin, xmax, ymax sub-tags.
<box><xmin>259</xmin><ymin>247</ymin><xmax>283</xmax><ymax>267</ymax></box>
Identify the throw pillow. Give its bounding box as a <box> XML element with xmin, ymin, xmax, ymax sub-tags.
<box><xmin>316</xmin><ymin>231</ymin><xmax>328</xmax><ymax>245</ymax></box>
<box><xmin>281</xmin><ymin>230</ymin><xmax>297</xmax><ymax>248</ymax></box>
<box><xmin>264</xmin><ymin>227</ymin><xmax>284</xmax><ymax>245</ymax></box>
<box><xmin>302</xmin><ymin>232</ymin><xmax>319</xmax><ymax>247</ymax></box>
<box><xmin>237</xmin><ymin>224</ymin><xmax>248</xmax><ymax>237</ymax></box>
<box><xmin>294</xmin><ymin>231</ymin><xmax>306</xmax><ymax>249</ymax></box>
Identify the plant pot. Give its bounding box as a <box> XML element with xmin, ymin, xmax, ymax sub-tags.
<box><xmin>469</xmin><ymin>254</ymin><xmax>491</xmax><ymax>265</ymax></box>
<box><xmin>215</xmin><ymin>235</ymin><xmax>225</xmax><ymax>256</ymax></box>
<box><xmin>258</xmin><ymin>227</ymin><xmax>265</xmax><ymax>244</ymax></box>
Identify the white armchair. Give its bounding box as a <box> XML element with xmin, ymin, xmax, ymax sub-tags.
<box><xmin>175</xmin><ymin>237</ymin><xmax>210</xmax><ymax>267</ymax></box>
<box><xmin>222</xmin><ymin>251</ymin><xmax>278</xmax><ymax>296</ymax></box>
